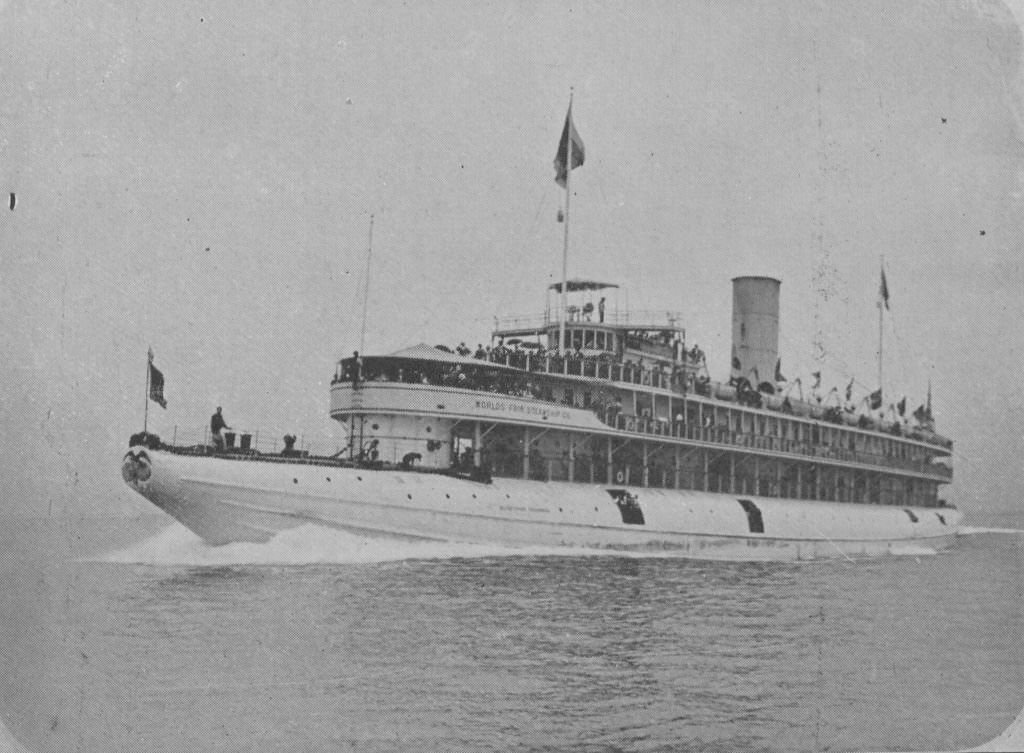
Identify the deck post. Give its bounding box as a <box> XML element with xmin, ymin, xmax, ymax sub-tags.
<box><xmin>606</xmin><ymin>436</ymin><xmax>613</xmax><ymax>485</ymax></box>
<box><xmin>523</xmin><ymin>426</ymin><xmax>531</xmax><ymax>479</ymax></box>
<box><xmin>729</xmin><ymin>453</ymin><xmax>736</xmax><ymax>494</ymax></box>
<box><xmin>642</xmin><ymin>441</ymin><xmax>649</xmax><ymax>487</ymax></box>
<box><xmin>568</xmin><ymin>434</ymin><xmax>575</xmax><ymax>482</ymax></box>
<box><xmin>674</xmin><ymin>445</ymin><xmax>680</xmax><ymax>489</ymax></box>
<box><xmin>474</xmin><ymin>421</ymin><xmax>482</xmax><ymax>468</ymax></box>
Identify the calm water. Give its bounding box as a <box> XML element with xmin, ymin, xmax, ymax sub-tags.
<box><xmin>0</xmin><ymin>510</ymin><xmax>1022</xmax><ymax>753</ymax></box>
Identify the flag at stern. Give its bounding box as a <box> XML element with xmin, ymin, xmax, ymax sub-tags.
<box><xmin>148</xmin><ymin>348</ymin><xmax>167</xmax><ymax>409</ymax></box>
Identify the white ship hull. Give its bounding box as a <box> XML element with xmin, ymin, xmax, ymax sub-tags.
<box><xmin>123</xmin><ymin>446</ymin><xmax>962</xmax><ymax>561</ymax></box>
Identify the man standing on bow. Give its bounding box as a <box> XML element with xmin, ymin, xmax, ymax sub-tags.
<box><xmin>210</xmin><ymin>406</ymin><xmax>231</xmax><ymax>451</ymax></box>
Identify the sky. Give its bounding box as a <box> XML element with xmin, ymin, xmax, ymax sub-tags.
<box><xmin>1</xmin><ymin>0</ymin><xmax>1022</xmax><ymax>517</ymax></box>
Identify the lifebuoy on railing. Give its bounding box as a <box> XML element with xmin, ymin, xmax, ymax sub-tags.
<box><xmin>615</xmin><ymin>470</ymin><xmax>625</xmax><ymax>484</ymax></box>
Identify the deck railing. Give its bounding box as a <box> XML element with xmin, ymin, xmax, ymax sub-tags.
<box><xmin>333</xmin><ymin>354</ymin><xmax>953</xmax><ymax>452</ymax></box>
<box><xmin>153</xmin><ymin>427</ymin><xmax>346</xmax><ymax>461</ymax></box>
<box><xmin>596</xmin><ymin>412</ymin><xmax>953</xmax><ymax>480</ymax></box>
<box><xmin>493</xmin><ymin>308</ymin><xmax>685</xmax><ymax>331</ymax></box>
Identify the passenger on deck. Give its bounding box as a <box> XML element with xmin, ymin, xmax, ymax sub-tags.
<box><xmin>281</xmin><ymin>434</ymin><xmax>299</xmax><ymax>457</ymax></box>
<box><xmin>360</xmin><ymin>439</ymin><xmax>380</xmax><ymax>462</ymax></box>
<box><xmin>598</xmin><ymin>297</ymin><xmax>606</xmax><ymax>322</ymax></box>
<box><xmin>351</xmin><ymin>351</ymin><xmax>363</xmax><ymax>387</ymax></box>
<box><xmin>210</xmin><ymin>407</ymin><xmax>230</xmax><ymax>451</ymax></box>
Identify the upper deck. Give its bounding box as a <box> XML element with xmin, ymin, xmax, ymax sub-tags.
<box><xmin>493</xmin><ymin>278</ymin><xmax>684</xmax><ymax>341</ymax></box>
<box><xmin>331</xmin><ymin>346</ymin><xmax>953</xmax><ymax>467</ymax></box>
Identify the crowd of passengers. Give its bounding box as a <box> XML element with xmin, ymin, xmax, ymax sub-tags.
<box><xmin>446</xmin><ymin>338</ymin><xmax>706</xmax><ymax>367</ymax></box>
<box><xmin>331</xmin><ymin>345</ymin><xmax>944</xmax><ymax>445</ymax></box>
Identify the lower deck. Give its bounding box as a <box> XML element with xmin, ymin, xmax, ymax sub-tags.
<box><xmin>123</xmin><ymin>445</ymin><xmax>963</xmax><ymax>559</ymax></box>
<box><xmin>338</xmin><ymin>414</ymin><xmax>951</xmax><ymax>511</ymax></box>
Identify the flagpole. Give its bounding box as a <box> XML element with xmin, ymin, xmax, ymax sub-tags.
<box><xmin>877</xmin><ymin>256</ymin><xmax>884</xmax><ymax>401</ymax></box>
<box><xmin>559</xmin><ymin>90</ymin><xmax>573</xmax><ymax>354</ymax></box>
<box><xmin>144</xmin><ymin>349</ymin><xmax>151</xmax><ymax>434</ymax></box>
<box><xmin>360</xmin><ymin>214</ymin><xmax>374</xmax><ymax>353</ymax></box>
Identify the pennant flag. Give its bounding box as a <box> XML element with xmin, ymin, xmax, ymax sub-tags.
<box><xmin>845</xmin><ymin>377</ymin><xmax>854</xmax><ymax>402</ymax></box>
<box><xmin>879</xmin><ymin>267</ymin><xmax>890</xmax><ymax>310</ymax></box>
<box><xmin>553</xmin><ymin>102</ymin><xmax>585</xmax><ymax>187</ymax></box>
<box><xmin>913</xmin><ymin>404</ymin><xmax>927</xmax><ymax>422</ymax></box>
<box><xmin>148</xmin><ymin>348</ymin><xmax>167</xmax><ymax>409</ymax></box>
<box><xmin>775</xmin><ymin>358</ymin><xmax>786</xmax><ymax>383</ymax></box>
<box><xmin>897</xmin><ymin>396</ymin><xmax>906</xmax><ymax>416</ymax></box>
<box><xmin>869</xmin><ymin>389</ymin><xmax>883</xmax><ymax>410</ymax></box>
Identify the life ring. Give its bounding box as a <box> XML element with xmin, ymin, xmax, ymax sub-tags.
<box><xmin>615</xmin><ymin>470</ymin><xmax>625</xmax><ymax>484</ymax></box>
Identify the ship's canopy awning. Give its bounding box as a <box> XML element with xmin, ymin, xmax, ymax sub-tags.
<box><xmin>548</xmin><ymin>279</ymin><xmax>619</xmax><ymax>293</ymax></box>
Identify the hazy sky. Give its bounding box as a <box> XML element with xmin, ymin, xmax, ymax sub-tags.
<box><xmin>1</xmin><ymin>0</ymin><xmax>1022</xmax><ymax>516</ymax></box>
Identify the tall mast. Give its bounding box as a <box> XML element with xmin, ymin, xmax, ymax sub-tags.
<box><xmin>360</xmin><ymin>214</ymin><xmax>374</xmax><ymax>353</ymax></box>
<box><xmin>559</xmin><ymin>90</ymin><xmax>573</xmax><ymax>354</ymax></box>
<box><xmin>143</xmin><ymin>348</ymin><xmax>151</xmax><ymax>433</ymax></box>
<box><xmin>877</xmin><ymin>256</ymin><xmax>885</xmax><ymax>399</ymax></box>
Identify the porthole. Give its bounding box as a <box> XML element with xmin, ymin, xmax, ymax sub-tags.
<box><xmin>407</xmin><ymin>494</ymin><xmax>412</xmax><ymax>500</ymax></box>
<box><xmin>372</xmin><ymin>423</ymin><xmax>380</xmax><ymax>430</ymax></box>
<box><xmin>326</xmin><ymin>477</ymin><xmax>331</xmax><ymax>482</ymax></box>
<box><xmin>293</xmin><ymin>478</ymin><xmax>298</xmax><ymax>484</ymax></box>
<box><xmin>426</xmin><ymin>426</ymin><xmax>432</xmax><ymax>433</ymax></box>
<box><xmin>445</xmin><ymin>493</ymin><xmax>450</xmax><ymax>499</ymax></box>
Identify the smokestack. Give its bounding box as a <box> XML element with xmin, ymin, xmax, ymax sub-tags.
<box><xmin>731</xmin><ymin>276</ymin><xmax>781</xmax><ymax>388</ymax></box>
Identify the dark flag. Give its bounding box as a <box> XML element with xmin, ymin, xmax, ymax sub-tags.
<box><xmin>869</xmin><ymin>389</ymin><xmax>883</xmax><ymax>410</ymax></box>
<box><xmin>879</xmin><ymin>267</ymin><xmax>890</xmax><ymax>310</ymax></box>
<box><xmin>913</xmin><ymin>404</ymin><xmax>927</xmax><ymax>423</ymax></box>
<box><xmin>148</xmin><ymin>349</ymin><xmax>167</xmax><ymax>409</ymax></box>
<box><xmin>845</xmin><ymin>377</ymin><xmax>854</xmax><ymax>402</ymax></box>
<box><xmin>897</xmin><ymin>396</ymin><xmax>906</xmax><ymax>416</ymax></box>
<box><xmin>553</xmin><ymin>102</ymin><xmax>585</xmax><ymax>187</ymax></box>
<box><xmin>775</xmin><ymin>358</ymin><xmax>786</xmax><ymax>383</ymax></box>
<box><xmin>812</xmin><ymin>371</ymin><xmax>822</xmax><ymax>390</ymax></box>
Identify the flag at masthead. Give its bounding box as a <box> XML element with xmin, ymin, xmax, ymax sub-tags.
<box><xmin>554</xmin><ymin>103</ymin><xmax>585</xmax><ymax>187</ymax></box>
<box><xmin>555</xmin><ymin>94</ymin><xmax>585</xmax><ymax>353</ymax></box>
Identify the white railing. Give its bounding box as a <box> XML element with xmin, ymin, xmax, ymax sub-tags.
<box><xmin>493</xmin><ymin>308</ymin><xmax>686</xmax><ymax>332</ymax></box>
<box><xmin>157</xmin><ymin>427</ymin><xmax>346</xmax><ymax>459</ymax></box>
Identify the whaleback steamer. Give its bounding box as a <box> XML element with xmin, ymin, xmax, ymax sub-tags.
<box><xmin>122</xmin><ymin>274</ymin><xmax>958</xmax><ymax>560</ymax></box>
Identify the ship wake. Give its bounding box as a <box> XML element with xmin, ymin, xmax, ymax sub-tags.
<box><xmin>97</xmin><ymin>522</ymin><xmax>766</xmax><ymax>567</ymax></box>
<box><xmin>960</xmin><ymin>526</ymin><xmax>1024</xmax><ymax>535</ymax></box>
<box><xmin>99</xmin><ymin>522</ymin><xmax>526</xmax><ymax>566</ymax></box>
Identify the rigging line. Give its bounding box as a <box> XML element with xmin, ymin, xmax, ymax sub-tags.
<box><xmin>490</xmin><ymin>188</ymin><xmax>550</xmax><ymax>316</ymax></box>
<box><xmin>776</xmin><ymin>325</ymin><xmax>926</xmax><ymax>403</ymax></box>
